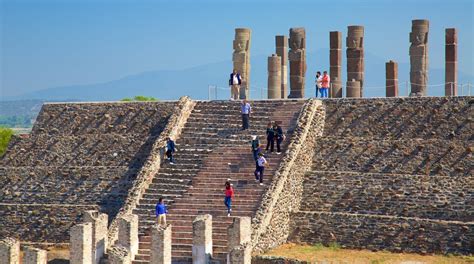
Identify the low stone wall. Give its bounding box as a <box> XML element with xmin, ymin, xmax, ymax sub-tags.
<box><xmin>251</xmin><ymin>99</ymin><xmax>326</xmax><ymax>253</ymax></box>
<box><xmin>289</xmin><ymin>211</ymin><xmax>474</xmax><ymax>255</ymax></box>
<box><xmin>0</xmin><ymin>204</ymin><xmax>98</xmax><ymax>242</ymax></box>
<box><xmin>312</xmin><ymin>137</ymin><xmax>472</xmax><ymax>176</ymax></box>
<box><xmin>300</xmin><ymin>171</ymin><xmax>473</xmax><ymax>222</ymax></box>
<box><xmin>107</xmin><ymin>96</ymin><xmax>196</xmax><ymax>247</ymax></box>
<box><xmin>253</xmin><ymin>256</ymin><xmax>310</xmax><ymax>264</ymax></box>
<box><xmin>323</xmin><ymin>97</ymin><xmax>472</xmax><ymax>140</ymax></box>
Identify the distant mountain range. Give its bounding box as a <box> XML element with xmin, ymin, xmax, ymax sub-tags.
<box><xmin>3</xmin><ymin>49</ymin><xmax>473</xmax><ymax>102</ymax></box>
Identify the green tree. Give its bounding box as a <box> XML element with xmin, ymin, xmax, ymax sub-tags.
<box><xmin>121</xmin><ymin>96</ymin><xmax>157</xmax><ymax>102</ymax></box>
<box><xmin>0</xmin><ymin>127</ymin><xmax>14</xmax><ymax>156</ymax></box>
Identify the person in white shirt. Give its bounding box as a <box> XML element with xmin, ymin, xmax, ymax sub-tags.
<box><xmin>229</xmin><ymin>69</ymin><xmax>242</xmax><ymax>100</ymax></box>
<box><xmin>315</xmin><ymin>71</ymin><xmax>322</xmax><ymax>98</ymax></box>
<box><xmin>254</xmin><ymin>152</ymin><xmax>267</xmax><ymax>185</ymax></box>
<box><xmin>241</xmin><ymin>99</ymin><xmax>251</xmax><ymax>130</ymax></box>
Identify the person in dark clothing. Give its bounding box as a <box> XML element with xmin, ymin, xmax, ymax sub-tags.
<box><xmin>254</xmin><ymin>152</ymin><xmax>267</xmax><ymax>185</ymax></box>
<box><xmin>265</xmin><ymin>122</ymin><xmax>275</xmax><ymax>152</ymax></box>
<box><xmin>274</xmin><ymin>123</ymin><xmax>285</xmax><ymax>154</ymax></box>
<box><xmin>251</xmin><ymin>135</ymin><xmax>260</xmax><ymax>161</ymax></box>
<box><xmin>166</xmin><ymin>137</ymin><xmax>176</xmax><ymax>164</ymax></box>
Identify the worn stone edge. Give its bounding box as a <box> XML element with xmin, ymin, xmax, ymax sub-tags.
<box><xmin>106</xmin><ymin>96</ymin><xmax>196</xmax><ymax>247</ymax></box>
<box><xmin>250</xmin><ymin>98</ymin><xmax>322</xmax><ymax>251</ymax></box>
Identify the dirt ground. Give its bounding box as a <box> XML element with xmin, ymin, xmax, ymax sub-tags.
<box><xmin>261</xmin><ymin>243</ymin><xmax>474</xmax><ymax>264</ymax></box>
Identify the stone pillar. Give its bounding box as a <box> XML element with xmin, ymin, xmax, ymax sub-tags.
<box><xmin>288</xmin><ymin>27</ymin><xmax>307</xmax><ymax>98</ymax></box>
<box><xmin>346</xmin><ymin>25</ymin><xmax>364</xmax><ymax>97</ymax></box>
<box><xmin>118</xmin><ymin>214</ymin><xmax>139</xmax><ymax>260</ymax></box>
<box><xmin>70</xmin><ymin>223</ymin><xmax>93</xmax><ymax>264</ymax></box>
<box><xmin>233</xmin><ymin>28</ymin><xmax>251</xmax><ymax>99</ymax></box>
<box><xmin>84</xmin><ymin>210</ymin><xmax>108</xmax><ymax>264</ymax></box>
<box><xmin>330</xmin><ymin>31</ymin><xmax>343</xmax><ymax>98</ymax></box>
<box><xmin>228</xmin><ymin>243</ymin><xmax>252</xmax><ymax>264</ymax></box>
<box><xmin>275</xmin><ymin>35</ymin><xmax>288</xmax><ymax>98</ymax></box>
<box><xmin>151</xmin><ymin>224</ymin><xmax>172</xmax><ymax>264</ymax></box>
<box><xmin>386</xmin><ymin>60</ymin><xmax>399</xmax><ymax>97</ymax></box>
<box><xmin>24</xmin><ymin>247</ymin><xmax>47</xmax><ymax>264</ymax></box>
<box><xmin>108</xmin><ymin>246</ymin><xmax>131</xmax><ymax>264</ymax></box>
<box><xmin>227</xmin><ymin>217</ymin><xmax>251</xmax><ymax>251</ymax></box>
<box><xmin>192</xmin><ymin>214</ymin><xmax>212</xmax><ymax>264</ymax></box>
<box><xmin>268</xmin><ymin>54</ymin><xmax>282</xmax><ymax>99</ymax></box>
<box><xmin>0</xmin><ymin>238</ymin><xmax>20</xmax><ymax>264</ymax></box>
<box><xmin>445</xmin><ymin>28</ymin><xmax>457</xmax><ymax>96</ymax></box>
<box><xmin>346</xmin><ymin>79</ymin><xmax>361</xmax><ymax>98</ymax></box>
<box><xmin>409</xmin><ymin>19</ymin><xmax>429</xmax><ymax>96</ymax></box>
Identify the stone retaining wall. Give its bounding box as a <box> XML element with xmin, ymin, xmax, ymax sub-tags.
<box><xmin>107</xmin><ymin>96</ymin><xmax>196</xmax><ymax>247</ymax></box>
<box><xmin>290</xmin><ymin>211</ymin><xmax>474</xmax><ymax>254</ymax></box>
<box><xmin>300</xmin><ymin>171</ymin><xmax>473</xmax><ymax>221</ymax></box>
<box><xmin>251</xmin><ymin>99</ymin><xmax>326</xmax><ymax>253</ymax></box>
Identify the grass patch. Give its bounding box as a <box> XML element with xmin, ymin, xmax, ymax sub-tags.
<box><xmin>262</xmin><ymin>243</ymin><xmax>473</xmax><ymax>264</ymax></box>
<box><xmin>121</xmin><ymin>95</ymin><xmax>158</xmax><ymax>102</ymax></box>
<box><xmin>0</xmin><ymin>127</ymin><xmax>14</xmax><ymax>156</ymax></box>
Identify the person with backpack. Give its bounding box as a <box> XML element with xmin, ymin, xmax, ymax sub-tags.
<box><xmin>224</xmin><ymin>181</ymin><xmax>234</xmax><ymax>217</ymax></box>
<box><xmin>165</xmin><ymin>137</ymin><xmax>176</xmax><ymax>164</ymax></box>
<box><xmin>155</xmin><ymin>197</ymin><xmax>168</xmax><ymax>226</ymax></box>
<box><xmin>265</xmin><ymin>122</ymin><xmax>275</xmax><ymax>152</ymax></box>
<box><xmin>254</xmin><ymin>152</ymin><xmax>267</xmax><ymax>186</ymax></box>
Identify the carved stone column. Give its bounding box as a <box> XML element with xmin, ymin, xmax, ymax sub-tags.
<box><xmin>330</xmin><ymin>31</ymin><xmax>342</xmax><ymax>98</ymax></box>
<box><xmin>346</xmin><ymin>25</ymin><xmax>364</xmax><ymax>97</ymax></box>
<box><xmin>445</xmin><ymin>28</ymin><xmax>457</xmax><ymax>96</ymax></box>
<box><xmin>409</xmin><ymin>19</ymin><xmax>429</xmax><ymax>96</ymax></box>
<box><xmin>386</xmin><ymin>60</ymin><xmax>399</xmax><ymax>97</ymax></box>
<box><xmin>288</xmin><ymin>27</ymin><xmax>306</xmax><ymax>98</ymax></box>
<box><xmin>268</xmin><ymin>54</ymin><xmax>282</xmax><ymax>99</ymax></box>
<box><xmin>275</xmin><ymin>36</ymin><xmax>288</xmax><ymax>98</ymax></box>
<box><xmin>233</xmin><ymin>28</ymin><xmax>251</xmax><ymax>99</ymax></box>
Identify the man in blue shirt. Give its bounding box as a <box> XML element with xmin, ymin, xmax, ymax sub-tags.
<box><xmin>155</xmin><ymin>197</ymin><xmax>168</xmax><ymax>226</ymax></box>
<box><xmin>241</xmin><ymin>99</ymin><xmax>251</xmax><ymax>130</ymax></box>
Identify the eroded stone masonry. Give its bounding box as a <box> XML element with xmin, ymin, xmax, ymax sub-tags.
<box><xmin>0</xmin><ymin>96</ymin><xmax>472</xmax><ymax>263</ymax></box>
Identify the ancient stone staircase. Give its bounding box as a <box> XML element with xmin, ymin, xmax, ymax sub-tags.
<box><xmin>131</xmin><ymin>100</ymin><xmax>305</xmax><ymax>263</ymax></box>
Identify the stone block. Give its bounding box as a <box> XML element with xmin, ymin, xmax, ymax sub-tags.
<box><xmin>445</xmin><ymin>45</ymin><xmax>457</xmax><ymax>61</ymax></box>
<box><xmin>347</xmin><ymin>72</ymin><xmax>364</xmax><ymax>82</ymax></box>
<box><xmin>117</xmin><ymin>214</ymin><xmax>139</xmax><ymax>260</ymax></box>
<box><xmin>330</xmin><ymin>80</ymin><xmax>343</xmax><ymax>98</ymax></box>
<box><xmin>108</xmin><ymin>245</ymin><xmax>131</xmax><ymax>264</ymax></box>
<box><xmin>192</xmin><ymin>214</ymin><xmax>212</xmax><ymax>264</ymax></box>
<box><xmin>227</xmin><ymin>217</ymin><xmax>252</xmax><ymax>250</ymax></box>
<box><xmin>275</xmin><ymin>35</ymin><xmax>288</xmax><ymax>47</ymax></box>
<box><xmin>288</xmin><ymin>51</ymin><xmax>304</xmax><ymax>61</ymax></box>
<box><xmin>409</xmin><ymin>45</ymin><xmax>427</xmax><ymax>56</ymax></box>
<box><xmin>70</xmin><ymin>222</ymin><xmax>93</xmax><ymax>264</ymax></box>
<box><xmin>84</xmin><ymin>210</ymin><xmax>108</xmax><ymax>264</ymax></box>
<box><xmin>151</xmin><ymin>224</ymin><xmax>172</xmax><ymax>264</ymax></box>
<box><xmin>268</xmin><ymin>55</ymin><xmax>281</xmax><ymax>72</ymax></box>
<box><xmin>24</xmin><ymin>247</ymin><xmax>47</xmax><ymax>264</ymax></box>
<box><xmin>329</xmin><ymin>66</ymin><xmax>342</xmax><ymax>77</ymax></box>
<box><xmin>346</xmin><ymin>80</ymin><xmax>361</xmax><ymax>98</ymax></box>
<box><xmin>347</xmin><ymin>58</ymin><xmax>364</xmax><ymax>72</ymax></box>
<box><xmin>329</xmin><ymin>31</ymin><xmax>342</xmax><ymax>49</ymax></box>
<box><xmin>289</xmin><ymin>61</ymin><xmax>305</xmax><ymax>75</ymax></box>
<box><xmin>228</xmin><ymin>243</ymin><xmax>252</xmax><ymax>264</ymax></box>
<box><xmin>346</xmin><ymin>49</ymin><xmax>364</xmax><ymax>59</ymax></box>
<box><xmin>329</xmin><ymin>49</ymin><xmax>342</xmax><ymax>65</ymax></box>
<box><xmin>445</xmin><ymin>28</ymin><xmax>457</xmax><ymax>44</ymax></box>
<box><xmin>0</xmin><ymin>238</ymin><xmax>20</xmax><ymax>264</ymax></box>
<box><xmin>385</xmin><ymin>60</ymin><xmax>398</xmax><ymax>79</ymax></box>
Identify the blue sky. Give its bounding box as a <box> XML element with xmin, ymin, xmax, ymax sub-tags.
<box><xmin>1</xmin><ymin>0</ymin><xmax>473</xmax><ymax>97</ymax></box>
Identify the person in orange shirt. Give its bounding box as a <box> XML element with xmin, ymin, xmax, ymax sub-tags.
<box><xmin>321</xmin><ymin>71</ymin><xmax>330</xmax><ymax>98</ymax></box>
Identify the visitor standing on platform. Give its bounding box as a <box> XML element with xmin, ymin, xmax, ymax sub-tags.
<box><xmin>241</xmin><ymin>99</ymin><xmax>251</xmax><ymax>130</ymax></box>
<box><xmin>254</xmin><ymin>152</ymin><xmax>267</xmax><ymax>185</ymax></box>
<box><xmin>155</xmin><ymin>197</ymin><xmax>168</xmax><ymax>226</ymax></box>
<box><xmin>315</xmin><ymin>71</ymin><xmax>322</xmax><ymax>98</ymax></box>
<box><xmin>224</xmin><ymin>181</ymin><xmax>234</xmax><ymax>217</ymax></box>
<box><xmin>229</xmin><ymin>69</ymin><xmax>242</xmax><ymax>100</ymax></box>
<box><xmin>321</xmin><ymin>71</ymin><xmax>330</xmax><ymax>98</ymax></box>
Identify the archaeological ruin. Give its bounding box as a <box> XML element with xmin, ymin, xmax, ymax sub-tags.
<box><xmin>0</xmin><ymin>20</ymin><xmax>472</xmax><ymax>264</ymax></box>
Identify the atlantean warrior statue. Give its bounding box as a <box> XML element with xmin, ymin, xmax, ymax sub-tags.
<box><xmin>346</xmin><ymin>25</ymin><xmax>364</xmax><ymax>97</ymax></box>
<box><xmin>233</xmin><ymin>28</ymin><xmax>251</xmax><ymax>99</ymax></box>
<box><xmin>409</xmin><ymin>19</ymin><xmax>429</xmax><ymax>96</ymax></box>
<box><xmin>288</xmin><ymin>27</ymin><xmax>306</xmax><ymax>98</ymax></box>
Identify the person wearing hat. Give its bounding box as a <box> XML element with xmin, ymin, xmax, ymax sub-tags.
<box><xmin>165</xmin><ymin>137</ymin><xmax>176</xmax><ymax>164</ymax></box>
<box><xmin>251</xmin><ymin>135</ymin><xmax>260</xmax><ymax>162</ymax></box>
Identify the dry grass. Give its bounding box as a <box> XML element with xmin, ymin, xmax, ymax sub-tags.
<box><xmin>262</xmin><ymin>243</ymin><xmax>474</xmax><ymax>264</ymax></box>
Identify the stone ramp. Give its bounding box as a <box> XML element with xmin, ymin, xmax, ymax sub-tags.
<box><xmin>131</xmin><ymin>100</ymin><xmax>305</xmax><ymax>263</ymax></box>
<box><xmin>289</xmin><ymin>96</ymin><xmax>474</xmax><ymax>255</ymax></box>
<box><xmin>0</xmin><ymin>102</ymin><xmax>176</xmax><ymax>243</ymax></box>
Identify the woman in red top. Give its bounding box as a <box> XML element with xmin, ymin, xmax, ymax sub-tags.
<box><xmin>224</xmin><ymin>181</ymin><xmax>234</xmax><ymax>217</ymax></box>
